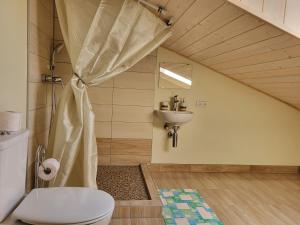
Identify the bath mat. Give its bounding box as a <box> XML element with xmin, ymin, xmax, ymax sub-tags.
<box><xmin>159</xmin><ymin>188</ymin><xmax>224</xmax><ymax>225</ymax></box>
<box><xmin>97</xmin><ymin>166</ymin><xmax>150</xmax><ymax>200</ymax></box>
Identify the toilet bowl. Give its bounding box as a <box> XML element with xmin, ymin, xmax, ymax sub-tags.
<box><xmin>0</xmin><ymin>130</ymin><xmax>114</xmax><ymax>225</ymax></box>
<box><xmin>12</xmin><ymin>187</ymin><xmax>115</xmax><ymax>225</ymax></box>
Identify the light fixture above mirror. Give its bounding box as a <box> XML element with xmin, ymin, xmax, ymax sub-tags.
<box><xmin>159</xmin><ymin>62</ymin><xmax>192</xmax><ymax>89</ymax></box>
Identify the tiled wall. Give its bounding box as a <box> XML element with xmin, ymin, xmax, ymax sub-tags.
<box><xmin>27</xmin><ymin>0</ymin><xmax>54</xmax><ymax>190</ymax></box>
<box><xmin>94</xmin><ymin>55</ymin><xmax>156</xmax><ymax>165</ymax></box>
<box><xmin>54</xmin><ymin>9</ymin><xmax>156</xmax><ymax>165</ymax></box>
<box><xmin>91</xmin><ymin>55</ymin><xmax>156</xmax><ymax>140</ymax></box>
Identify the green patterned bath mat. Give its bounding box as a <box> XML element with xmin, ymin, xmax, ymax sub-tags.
<box><xmin>159</xmin><ymin>189</ymin><xmax>224</xmax><ymax>225</ymax></box>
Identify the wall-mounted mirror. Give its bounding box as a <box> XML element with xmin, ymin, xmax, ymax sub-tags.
<box><xmin>159</xmin><ymin>62</ymin><xmax>192</xmax><ymax>89</ymax></box>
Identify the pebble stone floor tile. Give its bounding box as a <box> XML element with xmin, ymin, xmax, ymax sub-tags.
<box><xmin>97</xmin><ymin>166</ymin><xmax>150</xmax><ymax>200</ymax></box>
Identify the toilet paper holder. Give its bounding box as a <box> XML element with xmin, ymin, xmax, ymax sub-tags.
<box><xmin>34</xmin><ymin>145</ymin><xmax>46</xmax><ymax>188</ymax></box>
<box><xmin>0</xmin><ymin>131</ymin><xmax>10</xmax><ymax>136</ymax></box>
<box><xmin>34</xmin><ymin>146</ymin><xmax>60</xmax><ymax>188</ymax></box>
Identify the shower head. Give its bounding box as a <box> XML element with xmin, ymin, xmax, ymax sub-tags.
<box><xmin>50</xmin><ymin>43</ymin><xmax>65</xmax><ymax>71</ymax></box>
<box><xmin>54</xmin><ymin>43</ymin><xmax>64</xmax><ymax>54</ymax></box>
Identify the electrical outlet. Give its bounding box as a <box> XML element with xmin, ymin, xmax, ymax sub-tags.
<box><xmin>195</xmin><ymin>99</ymin><xmax>208</xmax><ymax>107</ymax></box>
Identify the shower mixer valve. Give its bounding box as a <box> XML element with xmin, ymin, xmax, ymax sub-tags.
<box><xmin>42</xmin><ymin>43</ymin><xmax>65</xmax><ymax>87</ymax></box>
<box><xmin>42</xmin><ymin>74</ymin><xmax>64</xmax><ymax>88</ymax></box>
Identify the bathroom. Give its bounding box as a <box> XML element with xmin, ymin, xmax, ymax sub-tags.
<box><xmin>1</xmin><ymin>0</ymin><xmax>300</xmax><ymax>224</ymax></box>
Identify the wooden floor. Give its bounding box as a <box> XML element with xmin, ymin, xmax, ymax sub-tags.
<box><xmin>111</xmin><ymin>172</ymin><xmax>300</xmax><ymax>225</ymax></box>
<box><xmin>110</xmin><ymin>218</ymin><xmax>165</xmax><ymax>225</ymax></box>
<box><xmin>152</xmin><ymin>172</ymin><xmax>300</xmax><ymax>225</ymax></box>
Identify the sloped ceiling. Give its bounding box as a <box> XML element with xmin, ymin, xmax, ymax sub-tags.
<box><xmin>151</xmin><ymin>0</ymin><xmax>300</xmax><ymax>110</ymax></box>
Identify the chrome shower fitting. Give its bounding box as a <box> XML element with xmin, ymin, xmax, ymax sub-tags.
<box><xmin>34</xmin><ymin>145</ymin><xmax>46</xmax><ymax>188</ymax></box>
<box><xmin>42</xmin><ymin>74</ymin><xmax>64</xmax><ymax>88</ymax></box>
<box><xmin>138</xmin><ymin>0</ymin><xmax>167</xmax><ymax>15</ymax></box>
<box><xmin>50</xmin><ymin>43</ymin><xmax>64</xmax><ymax>71</ymax></box>
<box><xmin>41</xmin><ymin>43</ymin><xmax>65</xmax><ymax>87</ymax></box>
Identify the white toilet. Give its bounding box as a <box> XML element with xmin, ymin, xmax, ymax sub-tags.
<box><xmin>0</xmin><ymin>130</ymin><xmax>115</xmax><ymax>225</ymax></box>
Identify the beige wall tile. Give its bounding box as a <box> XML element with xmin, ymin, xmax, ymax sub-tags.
<box><xmin>97</xmin><ymin>139</ymin><xmax>111</xmax><ymax>155</ymax></box>
<box><xmin>27</xmin><ymin>137</ymin><xmax>35</xmax><ymax>164</ymax></box>
<box><xmin>95</xmin><ymin>121</ymin><xmax>112</xmax><ymax>138</ymax></box>
<box><xmin>28</xmin><ymin>53</ymin><xmax>51</xmax><ymax>82</ymax></box>
<box><xmin>53</xmin><ymin>85</ymin><xmax>64</xmax><ymax>104</ymax></box>
<box><xmin>114</xmin><ymin>72</ymin><xmax>155</xmax><ymax>90</ymax></box>
<box><xmin>96</xmin><ymin>138</ymin><xmax>152</xmax><ymax>165</ymax></box>
<box><xmin>55</xmin><ymin>62</ymin><xmax>73</xmax><ymax>77</ymax></box>
<box><xmin>112</xmin><ymin>122</ymin><xmax>153</xmax><ymax>139</ymax></box>
<box><xmin>113</xmin><ymin>89</ymin><xmax>154</xmax><ymax>107</ymax></box>
<box><xmin>97</xmin><ymin>138</ymin><xmax>112</xmax><ymax>143</ymax></box>
<box><xmin>36</xmin><ymin>129</ymin><xmax>50</xmax><ymax>148</ymax></box>
<box><xmin>128</xmin><ymin>55</ymin><xmax>156</xmax><ymax>73</ymax></box>
<box><xmin>88</xmin><ymin>87</ymin><xmax>113</xmax><ymax>105</ymax></box>
<box><xmin>54</xmin><ymin>18</ymin><xmax>63</xmax><ymax>41</ymax></box>
<box><xmin>27</xmin><ymin>129</ymin><xmax>49</xmax><ymax>165</ymax></box>
<box><xmin>28</xmin><ymin>83</ymin><xmax>48</xmax><ymax>110</ymax></box>
<box><xmin>29</xmin><ymin>23</ymin><xmax>52</xmax><ymax>59</ymax></box>
<box><xmin>29</xmin><ymin>0</ymin><xmax>53</xmax><ymax>37</ymax></box>
<box><xmin>112</xmin><ymin>105</ymin><xmax>153</xmax><ymax>123</ymax></box>
<box><xmin>27</xmin><ymin>107</ymin><xmax>51</xmax><ymax>138</ymax></box>
<box><xmin>26</xmin><ymin>163</ymin><xmax>35</xmax><ymax>192</ymax></box>
<box><xmin>93</xmin><ymin>104</ymin><xmax>112</xmax><ymax>122</ymax></box>
<box><xmin>110</xmin><ymin>155</ymin><xmax>151</xmax><ymax>165</ymax></box>
<box><xmin>50</xmin><ymin>63</ymin><xmax>73</xmax><ymax>105</ymax></box>
<box><xmin>46</xmin><ymin>84</ymin><xmax>53</xmax><ymax>107</ymax></box>
<box><xmin>111</xmin><ymin>138</ymin><xmax>152</xmax><ymax>156</ymax></box>
<box><xmin>98</xmin><ymin>155</ymin><xmax>111</xmax><ymax>165</ymax></box>
<box><xmin>54</xmin><ymin>40</ymin><xmax>71</xmax><ymax>63</ymax></box>
<box><xmin>54</xmin><ymin>5</ymin><xmax>58</xmax><ymax>18</ymax></box>
<box><xmin>39</xmin><ymin>0</ymin><xmax>53</xmax><ymax>11</ymax></box>
<box><xmin>52</xmin><ymin>62</ymin><xmax>71</xmax><ymax>103</ymax></box>
<box><xmin>96</xmin><ymin>79</ymin><xmax>114</xmax><ymax>88</ymax></box>
<box><xmin>27</xmin><ymin>0</ymin><xmax>54</xmax><ymax>192</ymax></box>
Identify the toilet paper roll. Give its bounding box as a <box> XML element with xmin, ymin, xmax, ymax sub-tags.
<box><xmin>38</xmin><ymin>158</ymin><xmax>60</xmax><ymax>181</ymax></box>
<box><xmin>0</xmin><ymin>111</ymin><xmax>22</xmax><ymax>132</ymax></box>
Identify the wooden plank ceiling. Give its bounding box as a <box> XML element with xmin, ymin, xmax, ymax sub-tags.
<box><xmin>152</xmin><ymin>0</ymin><xmax>300</xmax><ymax>110</ymax></box>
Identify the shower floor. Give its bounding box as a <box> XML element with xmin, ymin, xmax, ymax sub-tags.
<box><xmin>97</xmin><ymin>165</ymin><xmax>150</xmax><ymax>200</ymax></box>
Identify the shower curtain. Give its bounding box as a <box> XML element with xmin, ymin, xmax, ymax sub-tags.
<box><xmin>47</xmin><ymin>0</ymin><xmax>171</xmax><ymax>187</ymax></box>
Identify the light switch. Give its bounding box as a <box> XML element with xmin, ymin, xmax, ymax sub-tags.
<box><xmin>195</xmin><ymin>99</ymin><xmax>208</xmax><ymax>107</ymax></box>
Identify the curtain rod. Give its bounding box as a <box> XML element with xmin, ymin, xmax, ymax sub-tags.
<box><xmin>138</xmin><ymin>0</ymin><xmax>167</xmax><ymax>15</ymax></box>
<box><xmin>138</xmin><ymin>0</ymin><xmax>174</xmax><ymax>26</ymax></box>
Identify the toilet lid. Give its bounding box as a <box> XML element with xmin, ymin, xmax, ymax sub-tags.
<box><xmin>12</xmin><ymin>187</ymin><xmax>115</xmax><ymax>224</ymax></box>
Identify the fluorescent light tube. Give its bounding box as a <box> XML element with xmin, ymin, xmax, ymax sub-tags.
<box><xmin>160</xmin><ymin>67</ymin><xmax>192</xmax><ymax>86</ymax></box>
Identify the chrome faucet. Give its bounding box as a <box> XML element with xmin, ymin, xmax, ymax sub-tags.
<box><xmin>172</xmin><ymin>95</ymin><xmax>179</xmax><ymax>111</ymax></box>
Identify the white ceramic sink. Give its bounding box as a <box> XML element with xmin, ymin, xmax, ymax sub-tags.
<box><xmin>155</xmin><ymin>110</ymin><xmax>193</xmax><ymax>125</ymax></box>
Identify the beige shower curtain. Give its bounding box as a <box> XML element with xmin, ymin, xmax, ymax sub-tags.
<box><xmin>48</xmin><ymin>0</ymin><xmax>172</xmax><ymax>187</ymax></box>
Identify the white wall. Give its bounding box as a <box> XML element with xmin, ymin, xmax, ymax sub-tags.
<box><xmin>227</xmin><ymin>0</ymin><xmax>300</xmax><ymax>38</ymax></box>
<box><xmin>152</xmin><ymin>47</ymin><xmax>300</xmax><ymax>165</ymax></box>
<box><xmin>0</xmin><ymin>0</ymin><xmax>28</xmax><ymax>128</ymax></box>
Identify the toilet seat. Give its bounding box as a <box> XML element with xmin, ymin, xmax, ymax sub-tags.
<box><xmin>12</xmin><ymin>187</ymin><xmax>115</xmax><ymax>225</ymax></box>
